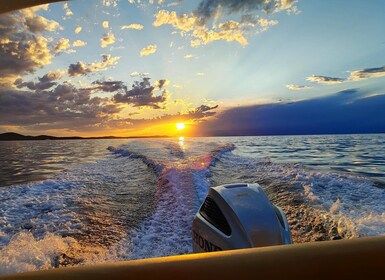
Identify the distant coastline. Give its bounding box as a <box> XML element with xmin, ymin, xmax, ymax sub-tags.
<box><xmin>1</xmin><ymin>132</ymin><xmax>384</xmax><ymax>141</ymax></box>
<box><xmin>0</xmin><ymin>132</ymin><xmax>168</xmax><ymax>141</ymax></box>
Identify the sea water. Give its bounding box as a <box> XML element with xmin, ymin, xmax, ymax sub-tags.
<box><xmin>0</xmin><ymin>135</ymin><xmax>384</xmax><ymax>274</ymax></box>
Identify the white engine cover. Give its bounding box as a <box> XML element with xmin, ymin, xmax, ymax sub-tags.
<box><xmin>192</xmin><ymin>183</ymin><xmax>291</xmax><ymax>253</ymax></box>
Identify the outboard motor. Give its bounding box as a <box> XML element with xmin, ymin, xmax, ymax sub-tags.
<box><xmin>192</xmin><ymin>183</ymin><xmax>291</xmax><ymax>253</ymax></box>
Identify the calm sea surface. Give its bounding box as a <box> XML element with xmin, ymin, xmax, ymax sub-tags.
<box><xmin>1</xmin><ymin>135</ymin><xmax>384</xmax><ymax>188</ymax></box>
<box><xmin>0</xmin><ymin>134</ymin><xmax>384</xmax><ymax>274</ymax></box>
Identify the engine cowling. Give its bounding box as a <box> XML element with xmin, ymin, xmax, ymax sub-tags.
<box><xmin>192</xmin><ymin>183</ymin><xmax>291</xmax><ymax>253</ymax></box>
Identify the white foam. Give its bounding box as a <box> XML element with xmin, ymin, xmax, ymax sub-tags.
<box><xmin>294</xmin><ymin>168</ymin><xmax>385</xmax><ymax>236</ymax></box>
<box><xmin>212</xmin><ymin>152</ymin><xmax>385</xmax><ymax>238</ymax></box>
<box><xmin>111</xmin><ymin>141</ymin><xmax>235</xmax><ymax>259</ymax></box>
<box><xmin>0</xmin><ymin>232</ymin><xmax>79</xmax><ymax>274</ymax></box>
<box><xmin>353</xmin><ymin>213</ymin><xmax>385</xmax><ymax>236</ymax></box>
<box><xmin>329</xmin><ymin>198</ymin><xmax>341</xmax><ymax>214</ymax></box>
<box><xmin>3</xmin><ymin>136</ymin><xmax>383</xmax><ymax>275</ymax></box>
<box><xmin>0</xmin><ymin>232</ymin><xmax>122</xmax><ymax>275</ymax></box>
<box><xmin>0</xmin><ymin>150</ymin><xmax>161</xmax><ymax>274</ymax></box>
<box><xmin>0</xmin><ymin>139</ymin><xmax>236</xmax><ymax>274</ymax></box>
<box><xmin>128</xmin><ymin>167</ymin><xmax>203</xmax><ymax>259</ymax></box>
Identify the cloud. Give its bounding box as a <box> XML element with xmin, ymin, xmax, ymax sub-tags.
<box><xmin>0</xmin><ymin>9</ymin><xmax>61</xmax><ymax>87</ymax></box>
<box><xmin>102</xmin><ymin>0</ymin><xmax>119</xmax><ymax>7</ymax></box>
<box><xmin>127</xmin><ymin>0</ymin><xmax>165</xmax><ymax>6</ymax></box>
<box><xmin>173</xmin><ymin>84</ymin><xmax>183</xmax><ymax>89</ymax></box>
<box><xmin>184</xmin><ymin>54</ymin><xmax>196</xmax><ymax>59</ymax></box>
<box><xmin>92</xmin><ymin>80</ymin><xmax>127</xmax><ymax>92</ymax></box>
<box><xmin>73</xmin><ymin>40</ymin><xmax>87</xmax><ymax>47</ymax></box>
<box><xmin>349</xmin><ymin>66</ymin><xmax>385</xmax><ymax>81</ymax></box>
<box><xmin>154</xmin><ymin>10</ymin><xmax>197</xmax><ymax>32</ymax></box>
<box><xmin>113</xmin><ymin>77</ymin><xmax>168</xmax><ymax>108</ymax></box>
<box><xmin>154</xmin><ymin>79</ymin><xmax>170</xmax><ymax>89</ymax></box>
<box><xmin>54</xmin><ymin>38</ymin><xmax>71</xmax><ymax>52</ymax></box>
<box><xmin>14</xmin><ymin>70</ymin><xmax>64</xmax><ymax>91</ymax></box>
<box><xmin>98</xmin><ymin>102</ymin><xmax>219</xmax><ymax>134</ymax></box>
<box><xmin>188</xmin><ymin>104</ymin><xmax>218</xmax><ymax>119</ymax></box>
<box><xmin>194</xmin><ymin>21</ymin><xmax>249</xmax><ymax>46</ymax></box>
<box><xmin>197</xmin><ymin>89</ymin><xmax>385</xmax><ymax>136</ymax></box>
<box><xmin>0</xmin><ymin>73</ymin><xmax>217</xmax><ymax>134</ymax></box>
<box><xmin>167</xmin><ymin>2</ymin><xmax>180</xmax><ymax>7</ymax></box>
<box><xmin>87</xmin><ymin>77</ymin><xmax>178</xmax><ymax>111</ymax></box>
<box><xmin>130</xmin><ymin>71</ymin><xmax>140</xmax><ymax>77</ymax></box>
<box><xmin>153</xmin><ymin>10</ymin><xmax>253</xmax><ymax>46</ymax></box>
<box><xmin>130</xmin><ymin>71</ymin><xmax>149</xmax><ymax>77</ymax></box>
<box><xmin>68</xmin><ymin>54</ymin><xmax>120</xmax><ymax>76</ymax></box>
<box><xmin>153</xmin><ymin>10</ymin><xmax>248</xmax><ymax>46</ymax></box>
<box><xmin>195</xmin><ymin>0</ymin><xmax>298</xmax><ymax>22</ymax></box>
<box><xmin>140</xmin><ymin>44</ymin><xmax>157</xmax><ymax>56</ymax></box>
<box><xmin>153</xmin><ymin>1</ymin><xmax>299</xmax><ymax>47</ymax></box>
<box><xmin>101</xmin><ymin>32</ymin><xmax>116</xmax><ymax>48</ymax></box>
<box><xmin>256</xmin><ymin>18</ymin><xmax>279</xmax><ymax>27</ymax></box>
<box><xmin>109</xmin><ymin>103</ymin><xmax>219</xmax><ymax>132</ymax></box>
<box><xmin>39</xmin><ymin>70</ymin><xmax>64</xmax><ymax>82</ymax></box>
<box><xmin>196</xmin><ymin>72</ymin><xmax>205</xmax><ymax>76</ymax></box>
<box><xmin>102</xmin><ymin>21</ymin><xmax>109</xmax><ymax>29</ymax></box>
<box><xmin>142</xmin><ymin>104</ymin><xmax>218</xmax><ymax>124</ymax></box>
<box><xmin>292</xmin><ymin>65</ymin><xmax>385</xmax><ymax>88</ymax></box>
<box><xmin>74</xmin><ymin>26</ymin><xmax>82</xmax><ymax>34</ymax></box>
<box><xmin>121</xmin><ymin>24</ymin><xmax>144</xmax><ymax>30</ymax></box>
<box><xmin>286</xmin><ymin>84</ymin><xmax>312</xmax><ymax>90</ymax></box>
<box><xmin>63</xmin><ymin>3</ymin><xmax>74</xmax><ymax>18</ymax></box>
<box><xmin>306</xmin><ymin>75</ymin><xmax>345</xmax><ymax>85</ymax></box>
<box><xmin>0</xmin><ymin>83</ymin><xmax>121</xmax><ymax>131</ymax></box>
<box><xmin>24</xmin><ymin>14</ymin><xmax>60</xmax><ymax>33</ymax></box>
<box><xmin>0</xmin><ymin>35</ymin><xmax>52</xmax><ymax>79</ymax></box>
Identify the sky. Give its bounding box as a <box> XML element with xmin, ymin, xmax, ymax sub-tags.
<box><xmin>0</xmin><ymin>0</ymin><xmax>385</xmax><ymax>137</ymax></box>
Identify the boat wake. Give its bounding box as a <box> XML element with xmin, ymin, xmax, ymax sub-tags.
<box><xmin>1</xmin><ymin>137</ymin><xmax>385</xmax><ymax>275</ymax></box>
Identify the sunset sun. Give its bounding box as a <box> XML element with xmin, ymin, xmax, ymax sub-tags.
<box><xmin>176</xmin><ymin>123</ymin><xmax>186</xmax><ymax>131</ymax></box>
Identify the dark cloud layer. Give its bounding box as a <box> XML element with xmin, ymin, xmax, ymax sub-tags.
<box><xmin>92</xmin><ymin>80</ymin><xmax>127</xmax><ymax>92</ymax></box>
<box><xmin>14</xmin><ymin>70</ymin><xmax>63</xmax><ymax>91</ymax></box>
<box><xmin>306</xmin><ymin>75</ymin><xmax>345</xmax><ymax>84</ymax></box>
<box><xmin>197</xmin><ymin>0</ymin><xmax>268</xmax><ymax>20</ymax></box>
<box><xmin>0</xmin><ymin>83</ymin><xmax>120</xmax><ymax>130</ymax></box>
<box><xmin>197</xmin><ymin>89</ymin><xmax>385</xmax><ymax>136</ymax></box>
<box><xmin>189</xmin><ymin>104</ymin><xmax>218</xmax><ymax>119</ymax></box>
<box><xmin>109</xmin><ymin>104</ymin><xmax>219</xmax><ymax>131</ymax></box>
<box><xmin>0</xmin><ymin>74</ymin><xmax>215</xmax><ymax>133</ymax></box>
<box><xmin>67</xmin><ymin>54</ymin><xmax>120</xmax><ymax>76</ymax></box>
<box><xmin>349</xmin><ymin>66</ymin><xmax>385</xmax><ymax>80</ymax></box>
<box><xmin>113</xmin><ymin>77</ymin><xmax>168</xmax><ymax>109</ymax></box>
<box><xmin>0</xmin><ymin>8</ymin><xmax>58</xmax><ymax>84</ymax></box>
<box><xmin>196</xmin><ymin>0</ymin><xmax>297</xmax><ymax>21</ymax></box>
<box><xmin>156</xmin><ymin>79</ymin><xmax>168</xmax><ymax>89</ymax></box>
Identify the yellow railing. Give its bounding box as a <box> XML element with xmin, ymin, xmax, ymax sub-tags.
<box><xmin>0</xmin><ymin>1</ymin><xmax>67</xmax><ymax>14</ymax></box>
<box><xmin>1</xmin><ymin>236</ymin><xmax>384</xmax><ymax>280</ymax></box>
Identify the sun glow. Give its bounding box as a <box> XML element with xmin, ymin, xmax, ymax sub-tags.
<box><xmin>176</xmin><ymin>123</ymin><xmax>186</xmax><ymax>130</ymax></box>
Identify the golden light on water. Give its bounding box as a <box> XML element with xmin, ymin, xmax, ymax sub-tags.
<box><xmin>176</xmin><ymin>123</ymin><xmax>186</xmax><ymax>130</ymax></box>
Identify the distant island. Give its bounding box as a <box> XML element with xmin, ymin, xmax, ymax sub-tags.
<box><xmin>0</xmin><ymin>132</ymin><xmax>168</xmax><ymax>141</ymax></box>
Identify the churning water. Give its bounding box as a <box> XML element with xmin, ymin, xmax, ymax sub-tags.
<box><xmin>1</xmin><ymin>135</ymin><xmax>385</xmax><ymax>274</ymax></box>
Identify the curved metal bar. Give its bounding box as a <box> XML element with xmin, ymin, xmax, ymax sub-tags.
<box><xmin>1</xmin><ymin>236</ymin><xmax>384</xmax><ymax>280</ymax></box>
<box><xmin>0</xmin><ymin>0</ymin><xmax>67</xmax><ymax>14</ymax></box>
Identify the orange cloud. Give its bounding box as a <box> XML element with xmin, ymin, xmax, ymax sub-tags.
<box><xmin>121</xmin><ymin>24</ymin><xmax>144</xmax><ymax>30</ymax></box>
<box><xmin>73</xmin><ymin>40</ymin><xmax>87</xmax><ymax>47</ymax></box>
<box><xmin>140</xmin><ymin>44</ymin><xmax>157</xmax><ymax>56</ymax></box>
<box><xmin>101</xmin><ymin>32</ymin><xmax>116</xmax><ymax>48</ymax></box>
<box><xmin>68</xmin><ymin>54</ymin><xmax>120</xmax><ymax>76</ymax></box>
